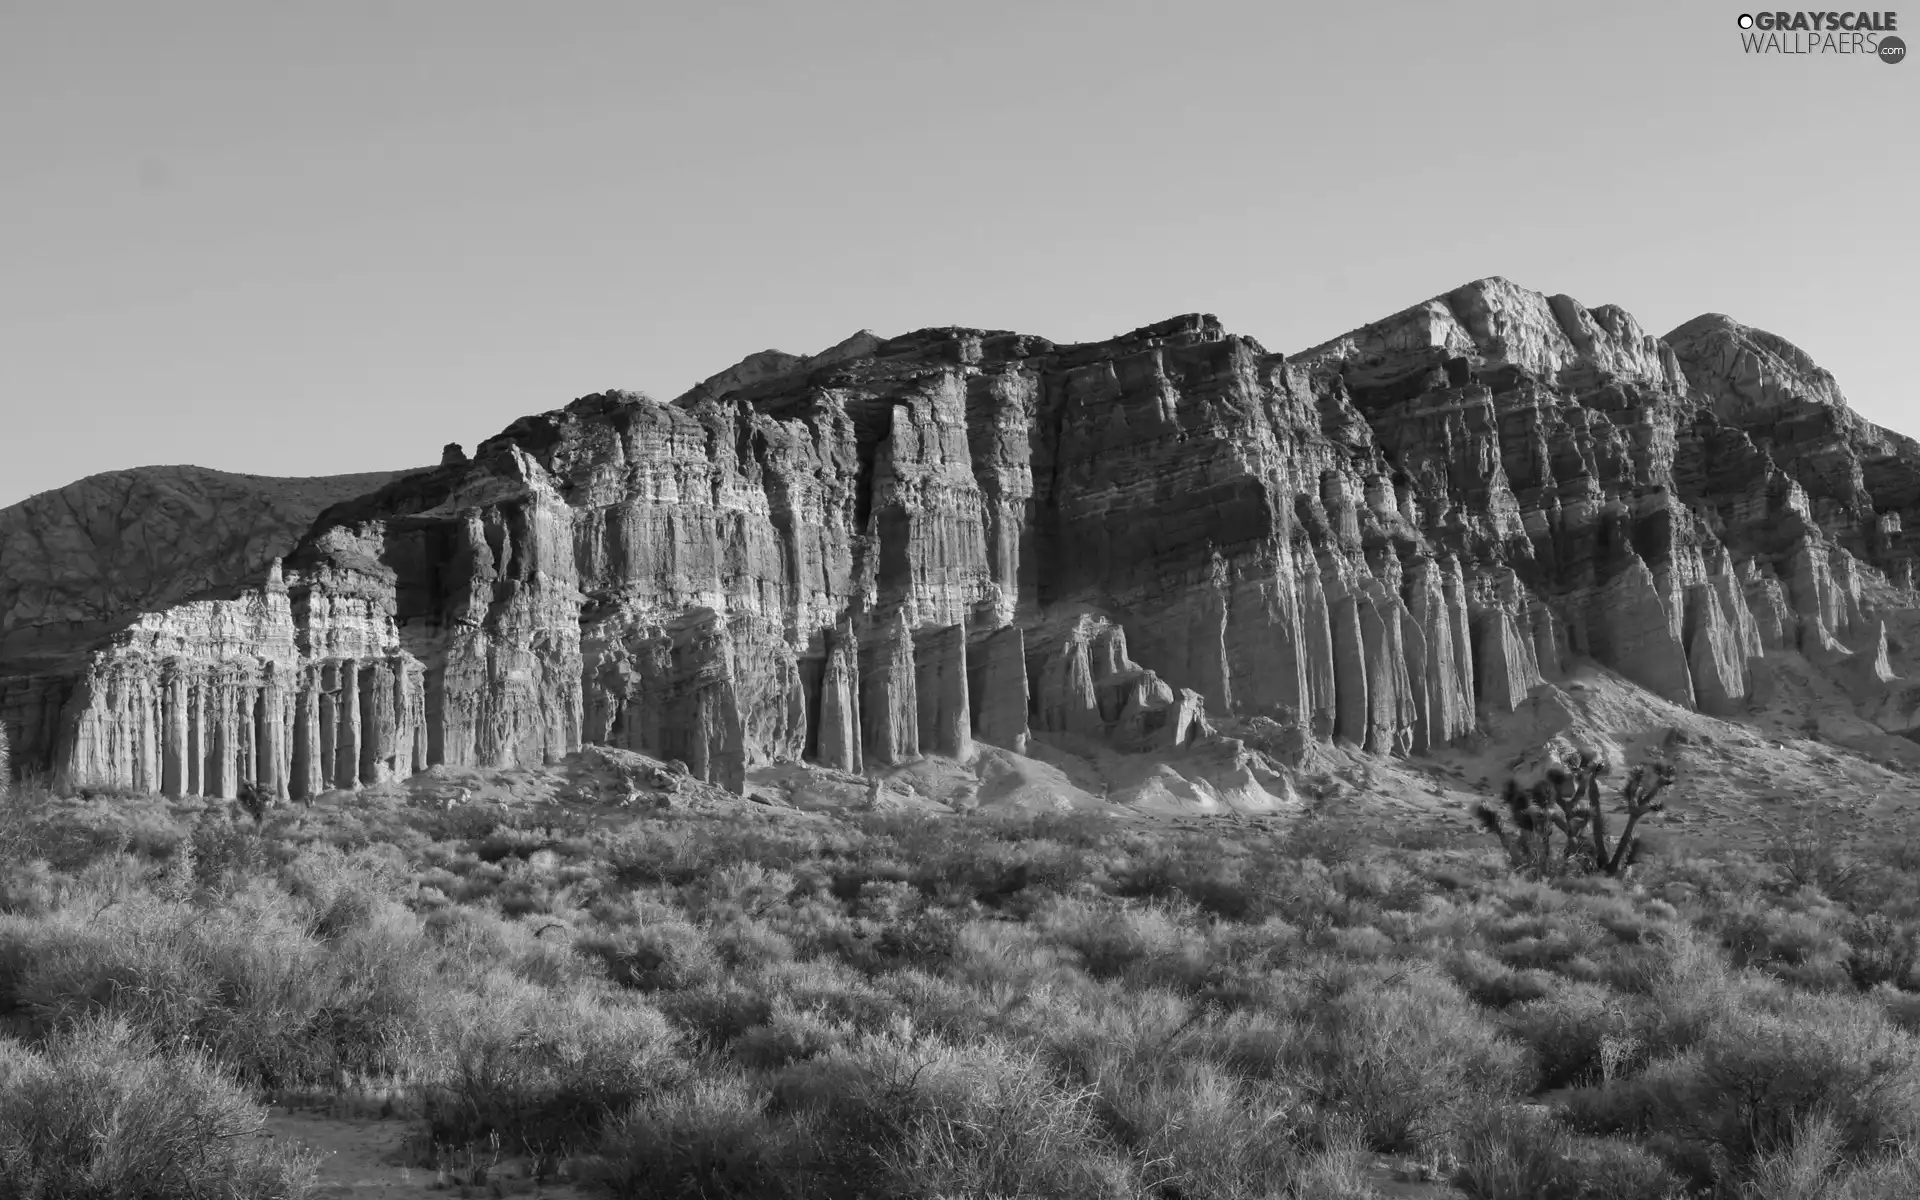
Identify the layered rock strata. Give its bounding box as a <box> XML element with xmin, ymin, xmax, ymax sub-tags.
<box><xmin>11</xmin><ymin>277</ymin><xmax>1920</xmax><ymax>796</ymax></box>
<box><xmin>0</xmin><ymin>466</ymin><xmax>412</xmax><ymax>774</ymax></box>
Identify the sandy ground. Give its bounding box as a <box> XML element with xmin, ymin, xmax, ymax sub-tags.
<box><xmin>261</xmin><ymin>1106</ymin><xmax>592</xmax><ymax>1199</ymax></box>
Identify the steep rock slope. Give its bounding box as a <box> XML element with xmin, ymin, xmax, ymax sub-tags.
<box><xmin>0</xmin><ymin>466</ymin><xmax>414</xmax><ymax>772</ymax></box>
<box><xmin>13</xmin><ymin>280</ymin><xmax>1919</xmax><ymax>800</ymax></box>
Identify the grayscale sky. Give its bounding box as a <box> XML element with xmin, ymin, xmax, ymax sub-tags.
<box><xmin>1</xmin><ymin>1</ymin><xmax>1914</xmax><ymax>508</ymax></box>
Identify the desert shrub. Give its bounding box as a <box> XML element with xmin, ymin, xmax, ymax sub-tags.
<box><xmin>696</xmin><ymin>862</ymin><xmax>800</xmax><ymax>919</ymax></box>
<box><xmin>1447</xmin><ymin>948</ymin><xmax>1558</xmax><ymax>1009</ymax></box>
<box><xmin>1112</xmin><ymin>853</ymin><xmax>1259</xmax><ymax>921</ymax></box>
<box><xmin>868</xmin><ymin>907</ymin><xmax>962</xmax><ymax>970</ymax></box>
<box><xmin>1719</xmin><ymin>902</ymin><xmax>1837</xmax><ymax>968</ymax></box>
<box><xmin>1504</xmin><ymin>981</ymin><xmax>1644</xmax><ymax>1090</ymax></box>
<box><xmin>577</xmin><ymin>907</ymin><xmax>717</xmax><ymax>992</ymax></box>
<box><xmin>0</xmin><ymin>859</ymin><xmax>60</xmax><ymax>917</ymax></box>
<box><xmin>474</xmin><ymin>825</ymin><xmax>559</xmax><ymax>864</ymax></box>
<box><xmin>1594</xmin><ymin>941</ymin><xmax>1680</xmax><ymax>996</ymax></box>
<box><xmin>188</xmin><ymin>813</ymin><xmax>270</xmax><ymax>891</ymax></box>
<box><xmin>2</xmin><ymin>895</ymin><xmax>433</xmax><ymax>1090</ymax></box>
<box><xmin>428</xmin><ymin>982</ymin><xmax>687</xmax><ymax>1153</ymax></box>
<box><xmin>1040</xmin><ymin>897</ymin><xmax>1208</xmax><ymax>987</ymax></box>
<box><xmin>1768</xmin><ymin>826</ymin><xmax>1869</xmax><ymax>897</ymax></box>
<box><xmin>769</xmin><ymin>1030</ymin><xmax>1137</xmax><ymax>1200</ymax></box>
<box><xmin>731</xmin><ymin>1003</ymin><xmax>847</xmax><ymax>1071</ymax></box>
<box><xmin>1452</xmin><ymin>1102</ymin><xmax>1682</xmax><ymax>1199</ymax></box>
<box><xmin>1739</xmin><ymin>1114</ymin><xmax>1920</xmax><ymax>1198</ymax></box>
<box><xmin>584</xmin><ymin>1074</ymin><xmax>817</xmax><ymax>1199</ymax></box>
<box><xmin>1327</xmin><ymin>923</ymin><xmax>1395</xmax><ymax>960</ymax></box>
<box><xmin>1205</xmin><ymin>915</ymin><xmax>1302</xmax><ymax>977</ymax></box>
<box><xmin>1879</xmin><ymin>986</ymin><xmax>1920</xmax><ymax>1035</ymax></box>
<box><xmin>1716</xmin><ymin>901</ymin><xmax>1851</xmax><ymax>991</ymax></box>
<box><xmin>994</xmin><ymin>810</ymin><xmax>1116</xmax><ymax>851</ymax></box>
<box><xmin>658</xmin><ymin>980</ymin><xmax>774</xmax><ymax>1049</ymax></box>
<box><xmin>1282</xmin><ymin>818</ymin><xmax>1374</xmax><ymax>866</ymax></box>
<box><xmin>1492</xmin><ymin>915</ymin><xmax>1602</xmax><ymax>974</ymax></box>
<box><xmin>1280</xmin><ymin>959</ymin><xmax>1530</xmax><ymax>1153</ymax></box>
<box><xmin>0</xmin><ymin>1016</ymin><xmax>319</xmax><ymax>1199</ymax></box>
<box><xmin>848</xmin><ymin>877</ymin><xmax>921</xmax><ymax>924</ymax></box>
<box><xmin>1640</xmin><ymin>931</ymin><xmax>1739</xmax><ymax>1058</ymax></box>
<box><xmin>708</xmin><ymin>912</ymin><xmax>798</xmax><ymax>969</ymax></box>
<box><xmin>908</xmin><ymin>850</ymin><xmax>1056</xmax><ymax>914</ymax></box>
<box><xmin>1083</xmin><ymin>1051</ymin><xmax>1316</xmax><ymax>1199</ymax></box>
<box><xmin>1845</xmin><ymin>914</ymin><xmax>1920</xmax><ymax>991</ymax></box>
<box><xmin>279</xmin><ymin>846</ymin><xmax>398</xmax><ymax>941</ymax></box>
<box><xmin>1561</xmin><ymin>998</ymin><xmax>1920</xmax><ymax>1186</ymax></box>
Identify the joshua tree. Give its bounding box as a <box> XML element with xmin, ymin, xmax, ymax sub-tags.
<box><xmin>1542</xmin><ymin>760</ymin><xmax>1600</xmax><ymax>867</ymax></box>
<box><xmin>1593</xmin><ymin>761</ymin><xmax>1677</xmax><ymax>877</ymax></box>
<box><xmin>1476</xmin><ymin>751</ymin><xmax>1676</xmax><ymax>878</ymax></box>
<box><xmin>1475</xmin><ymin>776</ymin><xmax>1566</xmax><ymax>876</ymax></box>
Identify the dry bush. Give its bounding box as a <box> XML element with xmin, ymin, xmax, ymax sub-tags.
<box><xmin>1733</xmin><ymin>1110</ymin><xmax>1920</xmax><ymax>1199</ymax></box>
<box><xmin>1452</xmin><ymin>1102</ymin><xmax>1681</xmax><ymax>1199</ymax></box>
<box><xmin>583</xmin><ymin>1073</ymin><xmax>817</xmax><ymax>1199</ymax></box>
<box><xmin>0</xmin><ymin>1015</ymin><xmax>319</xmax><ymax>1199</ymax></box>
<box><xmin>1038</xmin><ymin>896</ymin><xmax>1211</xmax><ymax>988</ymax></box>
<box><xmin>1219</xmin><ymin>957</ymin><xmax>1532</xmax><ymax>1155</ymax></box>
<box><xmin>1561</xmin><ymin>996</ymin><xmax>1920</xmax><ymax>1188</ymax></box>
<box><xmin>427</xmin><ymin>980</ymin><xmax>687</xmax><ymax>1154</ymax></box>
<box><xmin>1769</xmin><ymin>825</ymin><xmax>1869</xmax><ymax>896</ymax></box>
<box><xmin>0</xmin><ymin>890</ymin><xmax>434</xmax><ymax>1091</ymax></box>
<box><xmin>767</xmin><ymin>1028</ymin><xmax>1138</xmax><ymax>1200</ymax></box>
<box><xmin>1444</xmin><ymin>947</ymin><xmax>1558</xmax><ymax>1009</ymax></box>
<box><xmin>1717</xmin><ymin>896</ymin><xmax>1850</xmax><ymax>988</ymax></box>
<box><xmin>0</xmin><ymin>859</ymin><xmax>62</xmax><ymax>917</ymax></box>
<box><xmin>1845</xmin><ymin>913</ymin><xmax>1920</xmax><ymax>991</ymax></box>
<box><xmin>1074</xmin><ymin>1037</ymin><xmax>1331</xmax><ymax>1199</ymax></box>
<box><xmin>578</xmin><ymin>913</ymin><xmax>720</xmax><ymax>993</ymax></box>
<box><xmin>1503</xmin><ymin>980</ymin><xmax>1646</xmax><ymax>1091</ymax></box>
<box><xmin>25</xmin><ymin>762</ymin><xmax>1920</xmax><ymax>1194</ymax></box>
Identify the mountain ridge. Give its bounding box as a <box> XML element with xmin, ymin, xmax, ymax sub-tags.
<box><xmin>6</xmin><ymin>277</ymin><xmax>1919</xmax><ymax>813</ymax></box>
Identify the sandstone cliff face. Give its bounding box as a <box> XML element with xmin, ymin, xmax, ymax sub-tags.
<box><xmin>0</xmin><ymin>466</ymin><xmax>413</xmax><ymax>778</ymax></box>
<box><xmin>12</xmin><ymin>278</ymin><xmax>1920</xmax><ymax>798</ymax></box>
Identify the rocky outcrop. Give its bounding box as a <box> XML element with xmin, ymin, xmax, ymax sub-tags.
<box><xmin>968</xmin><ymin>625</ymin><xmax>1029</xmax><ymax>753</ymax></box>
<box><xmin>55</xmin><ymin>559</ymin><xmax>426</xmax><ymax>798</ymax></box>
<box><xmin>812</xmin><ymin>620</ymin><xmax>863</xmax><ymax>772</ymax></box>
<box><xmin>14</xmin><ymin>276</ymin><xmax>1920</xmax><ymax>797</ymax></box>
<box><xmin>0</xmin><ymin>466</ymin><xmax>413</xmax><ymax>774</ymax></box>
<box><xmin>1027</xmin><ymin>611</ymin><xmax>1209</xmax><ymax>752</ymax></box>
<box><xmin>859</xmin><ymin>611</ymin><xmax>919</xmax><ymax>768</ymax></box>
<box><xmin>913</xmin><ymin>625</ymin><xmax>971</xmax><ymax>759</ymax></box>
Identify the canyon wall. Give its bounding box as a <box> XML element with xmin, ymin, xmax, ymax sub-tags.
<box><xmin>8</xmin><ymin>278</ymin><xmax>1917</xmax><ymax>797</ymax></box>
<box><xmin>0</xmin><ymin>466</ymin><xmax>414</xmax><ymax>777</ymax></box>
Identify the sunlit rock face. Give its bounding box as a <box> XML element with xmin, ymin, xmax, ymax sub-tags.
<box><xmin>11</xmin><ymin>276</ymin><xmax>1920</xmax><ymax>797</ymax></box>
<box><xmin>0</xmin><ymin>466</ymin><xmax>415</xmax><ymax>784</ymax></box>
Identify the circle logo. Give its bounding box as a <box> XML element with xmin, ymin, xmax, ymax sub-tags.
<box><xmin>1737</xmin><ymin>13</ymin><xmax>1754</xmax><ymax>28</ymax></box>
<box><xmin>1881</xmin><ymin>35</ymin><xmax>1907</xmax><ymax>63</ymax></box>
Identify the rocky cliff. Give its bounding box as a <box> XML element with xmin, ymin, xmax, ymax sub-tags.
<box><xmin>7</xmin><ymin>278</ymin><xmax>1917</xmax><ymax>801</ymax></box>
<box><xmin>0</xmin><ymin>466</ymin><xmax>413</xmax><ymax>776</ymax></box>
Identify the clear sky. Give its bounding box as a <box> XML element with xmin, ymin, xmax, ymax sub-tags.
<box><xmin>2</xmin><ymin>1</ymin><xmax>1914</xmax><ymax>508</ymax></box>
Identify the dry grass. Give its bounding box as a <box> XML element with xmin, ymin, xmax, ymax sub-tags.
<box><xmin>2</xmin><ymin>771</ymin><xmax>1920</xmax><ymax>1197</ymax></box>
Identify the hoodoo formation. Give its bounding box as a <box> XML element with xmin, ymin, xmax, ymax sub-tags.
<box><xmin>5</xmin><ymin>276</ymin><xmax>1919</xmax><ymax>799</ymax></box>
